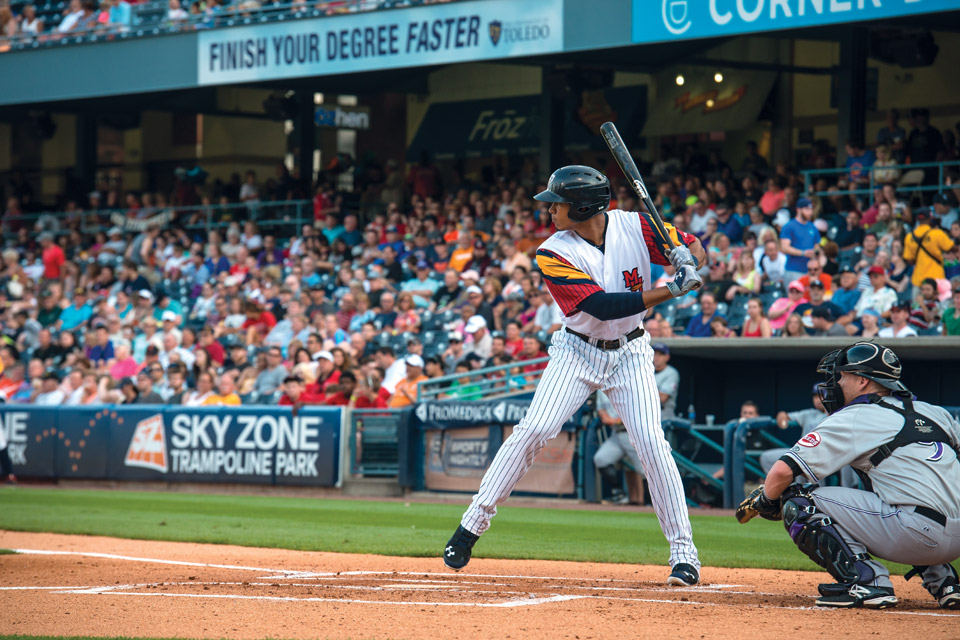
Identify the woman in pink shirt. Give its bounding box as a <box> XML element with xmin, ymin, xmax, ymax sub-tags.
<box><xmin>109</xmin><ymin>341</ymin><xmax>138</xmax><ymax>379</ymax></box>
<box><xmin>767</xmin><ymin>280</ymin><xmax>808</xmax><ymax>330</ymax></box>
<box><xmin>759</xmin><ymin>177</ymin><xmax>787</xmax><ymax>216</ymax></box>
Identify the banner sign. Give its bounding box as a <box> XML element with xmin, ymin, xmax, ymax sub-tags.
<box><xmin>406</xmin><ymin>85</ymin><xmax>648</xmax><ymax>161</ymax></box>
<box><xmin>414</xmin><ymin>399</ymin><xmax>576</xmax><ymax>495</ymax></box>
<box><xmin>636</xmin><ymin>0</ymin><xmax>958</xmax><ymax>44</ymax></box>
<box><xmin>0</xmin><ymin>405</ymin><xmax>341</xmax><ymax>487</ymax></box>
<box><xmin>198</xmin><ymin>0</ymin><xmax>563</xmax><ymax>86</ymax></box>
<box><xmin>109</xmin><ymin>211</ymin><xmax>175</xmax><ymax>232</ymax></box>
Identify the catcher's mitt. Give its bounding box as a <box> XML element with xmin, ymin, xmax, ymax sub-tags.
<box><xmin>735</xmin><ymin>485</ymin><xmax>782</xmax><ymax>524</ymax></box>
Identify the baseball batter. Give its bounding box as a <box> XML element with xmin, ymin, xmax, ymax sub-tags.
<box><xmin>444</xmin><ymin>165</ymin><xmax>706</xmax><ymax>586</ymax></box>
<box><xmin>737</xmin><ymin>342</ymin><xmax>960</xmax><ymax>610</ymax></box>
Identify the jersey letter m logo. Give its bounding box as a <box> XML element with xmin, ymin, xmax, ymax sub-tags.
<box><xmin>622</xmin><ymin>268</ymin><xmax>644</xmax><ymax>292</ymax></box>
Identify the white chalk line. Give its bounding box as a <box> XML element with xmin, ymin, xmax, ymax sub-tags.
<box><xmin>7</xmin><ymin>548</ymin><xmax>959</xmax><ymax>617</ymax></box>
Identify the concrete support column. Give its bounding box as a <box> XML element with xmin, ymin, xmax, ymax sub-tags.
<box><xmin>74</xmin><ymin>114</ymin><xmax>99</xmax><ymax>197</ymax></box>
<box><xmin>539</xmin><ymin>67</ymin><xmax>566</xmax><ymax>180</ymax></box>
<box><xmin>837</xmin><ymin>28</ymin><xmax>868</xmax><ymax>160</ymax></box>
<box><xmin>297</xmin><ymin>91</ymin><xmax>316</xmax><ymax>192</ymax></box>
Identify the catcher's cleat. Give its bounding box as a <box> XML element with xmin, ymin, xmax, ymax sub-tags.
<box><xmin>667</xmin><ymin>563</ymin><xmax>699</xmax><ymax>586</ymax></box>
<box><xmin>815</xmin><ymin>584</ymin><xmax>898</xmax><ymax>609</ymax></box>
<box><xmin>936</xmin><ymin>577</ymin><xmax>960</xmax><ymax>610</ymax></box>
<box><xmin>443</xmin><ymin>525</ymin><xmax>479</xmax><ymax>571</ymax></box>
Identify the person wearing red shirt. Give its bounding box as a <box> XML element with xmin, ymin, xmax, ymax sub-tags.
<box><xmin>503</xmin><ymin>321</ymin><xmax>524</xmax><ymax>357</ymax></box>
<box><xmin>311</xmin><ymin>351</ymin><xmax>341</xmax><ymax>394</ymax></box>
<box><xmin>350</xmin><ymin>372</ymin><xmax>389</xmax><ymax>409</ymax></box>
<box><xmin>40</xmin><ymin>232</ymin><xmax>65</xmax><ymax>281</ymax></box>
<box><xmin>242</xmin><ymin>301</ymin><xmax>277</xmax><ymax>342</ymax></box>
<box><xmin>278</xmin><ymin>375</ymin><xmax>325</xmax><ymax>406</ymax></box>
<box><xmin>197</xmin><ymin>327</ymin><xmax>225</xmax><ymax>365</ymax></box>
<box><xmin>322</xmin><ymin>371</ymin><xmax>356</xmax><ymax>406</ymax></box>
<box><xmin>519</xmin><ymin>335</ymin><xmax>548</xmax><ymax>374</ymax></box>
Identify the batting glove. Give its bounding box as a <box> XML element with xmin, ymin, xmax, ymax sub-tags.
<box><xmin>668</xmin><ymin>245</ymin><xmax>696</xmax><ymax>269</ymax></box>
<box><xmin>666</xmin><ymin>265</ymin><xmax>702</xmax><ymax>298</ymax></box>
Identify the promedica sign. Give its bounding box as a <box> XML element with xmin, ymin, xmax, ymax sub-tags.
<box><xmin>198</xmin><ymin>0</ymin><xmax>562</xmax><ymax>86</ymax></box>
<box><xmin>638</xmin><ymin>0</ymin><xmax>958</xmax><ymax>43</ymax></box>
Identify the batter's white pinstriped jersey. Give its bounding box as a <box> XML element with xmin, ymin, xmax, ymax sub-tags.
<box><xmin>535</xmin><ymin>210</ymin><xmax>695</xmax><ymax>339</ymax></box>
<box><xmin>459</xmin><ymin>208</ymin><xmax>700</xmax><ymax>570</ymax></box>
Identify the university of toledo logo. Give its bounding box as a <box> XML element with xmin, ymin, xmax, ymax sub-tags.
<box><xmin>622</xmin><ymin>268</ymin><xmax>644</xmax><ymax>292</ymax></box>
<box><xmin>124</xmin><ymin>414</ymin><xmax>168</xmax><ymax>473</ymax></box>
<box><xmin>488</xmin><ymin>20</ymin><xmax>502</xmax><ymax>46</ymax></box>
<box><xmin>662</xmin><ymin>0</ymin><xmax>691</xmax><ymax>35</ymax></box>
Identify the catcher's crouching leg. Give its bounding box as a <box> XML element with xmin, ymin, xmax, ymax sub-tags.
<box><xmin>781</xmin><ymin>485</ymin><xmax>876</xmax><ymax>589</ymax></box>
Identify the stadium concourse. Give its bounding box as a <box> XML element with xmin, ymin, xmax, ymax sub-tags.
<box><xmin>1</xmin><ymin>130</ymin><xmax>960</xmax><ymax>411</ymax></box>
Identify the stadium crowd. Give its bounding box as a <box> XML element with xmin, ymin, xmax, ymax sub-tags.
<box><xmin>1</xmin><ymin>108</ymin><xmax>960</xmax><ymax>408</ymax></box>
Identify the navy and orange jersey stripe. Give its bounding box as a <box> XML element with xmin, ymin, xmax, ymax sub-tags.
<box><xmin>535</xmin><ymin>248</ymin><xmax>603</xmax><ymax>316</ymax></box>
<box><xmin>638</xmin><ymin>211</ymin><xmax>696</xmax><ymax>266</ymax></box>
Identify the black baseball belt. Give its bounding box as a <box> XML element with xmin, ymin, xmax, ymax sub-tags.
<box><xmin>565</xmin><ymin>326</ymin><xmax>645</xmax><ymax>351</ymax></box>
<box><xmin>913</xmin><ymin>505</ymin><xmax>947</xmax><ymax>527</ymax></box>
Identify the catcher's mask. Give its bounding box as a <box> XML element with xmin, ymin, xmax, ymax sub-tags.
<box><xmin>816</xmin><ymin>342</ymin><xmax>908</xmax><ymax>414</ymax></box>
<box><xmin>534</xmin><ymin>165</ymin><xmax>611</xmax><ymax>223</ymax></box>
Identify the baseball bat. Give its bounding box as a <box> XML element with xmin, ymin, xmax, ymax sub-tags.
<box><xmin>600</xmin><ymin>121</ymin><xmax>677</xmax><ymax>251</ymax></box>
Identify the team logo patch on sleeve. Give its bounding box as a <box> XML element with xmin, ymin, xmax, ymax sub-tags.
<box><xmin>798</xmin><ymin>432</ymin><xmax>821</xmax><ymax>448</ymax></box>
<box><xmin>622</xmin><ymin>268</ymin><xmax>644</xmax><ymax>292</ymax></box>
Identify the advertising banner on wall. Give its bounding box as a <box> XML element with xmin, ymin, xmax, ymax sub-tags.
<box><xmin>198</xmin><ymin>0</ymin><xmax>563</xmax><ymax>86</ymax></box>
<box><xmin>0</xmin><ymin>405</ymin><xmax>341</xmax><ymax>487</ymax></box>
<box><xmin>636</xmin><ymin>0</ymin><xmax>958</xmax><ymax>45</ymax></box>
<box><xmin>414</xmin><ymin>399</ymin><xmax>577</xmax><ymax>495</ymax></box>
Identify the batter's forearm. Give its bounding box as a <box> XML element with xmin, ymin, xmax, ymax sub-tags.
<box><xmin>688</xmin><ymin>238</ymin><xmax>707</xmax><ymax>268</ymax></box>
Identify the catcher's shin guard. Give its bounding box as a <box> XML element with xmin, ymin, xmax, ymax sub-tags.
<box><xmin>782</xmin><ymin>488</ymin><xmax>875</xmax><ymax>587</ymax></box>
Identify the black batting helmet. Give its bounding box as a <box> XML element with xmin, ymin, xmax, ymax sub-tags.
<box><xmin>816</xmin><ymin>342</ymin><xmax>908</xmax><ymax>413</ymax></box>
<box><xmin>534</xmin><ymin>165</ymin><xmax>611</xmax><ymax>222</ymax></box>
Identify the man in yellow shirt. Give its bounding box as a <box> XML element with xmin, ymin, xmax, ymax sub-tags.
<box><xmin>904</xmin><ymin>207</ymin><xmax>955</xmax><ymax>291</ymax></box>
<box><xmin>203</xmin><ymin>375</ymin><xmax>242</xmax><ymax>406</ymax></box>
<box><xmin>389</xmin><ymin>354</ymin><xmax>428</xmax><ymax>408</ymax></box>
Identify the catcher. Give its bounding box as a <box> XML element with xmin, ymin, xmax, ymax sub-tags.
<box><xmin>736</xmin><ymin>342</ymin><xmax>960</xmax><ymax>610</ymax></box>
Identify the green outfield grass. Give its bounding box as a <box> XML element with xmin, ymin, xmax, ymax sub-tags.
<box><xmin>0</xmin><ymin>486</ymin><xmax>930</xmax><ymax>575</ymax></box>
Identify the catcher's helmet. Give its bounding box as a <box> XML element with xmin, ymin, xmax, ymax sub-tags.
<box><xmin>816</xmin><ymin>342</ymin><xmax>908</xmax><ymax>413</ymax></box>
<box><xmin>534</xmin><ymin>165</ymin><xmax>611</xmax><ymax>222</ymax></box>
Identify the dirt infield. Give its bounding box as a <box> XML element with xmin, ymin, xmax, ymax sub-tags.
<box><xmin>1</xmin><ymin>531</ymin><xmax>956</xmax><ymax>640</ymax></box>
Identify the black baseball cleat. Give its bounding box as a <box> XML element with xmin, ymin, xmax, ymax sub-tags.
<box><xmin>815</xmin><ymin>584</ymin><xmax>898</xmax><ymax>609</ymax></box>
<box><xmin>936</xmin><ymin>577</ymin><xmax>960</xmax><ymax>610</ymax></box>
<box><xmin>443</xmin><ymin>525</ymin><xmax>479</xmax><ymax>571</ymax></box>
<box><xmin>667</xmin><ymin>563</ymin><xmax>699</xmax><ymax>586</ymax></box>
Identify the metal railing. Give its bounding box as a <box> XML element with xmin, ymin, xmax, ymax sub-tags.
<box><xmin>3</xmin><ymin>199</ymin><xmax>313</xmax><ymax>241</ymax></box>
<box><xmin>1</xmin><ymin>0</ymin><xmax>462</xmax><ymax>52</ymax></box>
<box><xmin>801</xmin><ymin>159</ymin><xmax>960</xmax><ymax>208</ymax></box>
<box><xmin>416</xmin><ymin>356</ymin><xmax>550</xmax><ymax>402</ymax></box>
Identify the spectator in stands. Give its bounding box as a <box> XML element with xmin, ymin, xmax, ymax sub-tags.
<box><xmin>906</xmin><ymin>108</ymin><xmax>943</xmax><ymax>191</ymax></box>
<box><xmin>463</xmin><ymin>314</ymin><xmax>492</xmax><ymax>360</ymax></box>
<box><xmin>685</xmin><ymin>291</ymin><xmax>722</xmax><ymax>338</ymax></box>
<box><xmin>57</xmin><ymin>288</ymin><xmax>93</xmax><ymax>331</ymax></box>
<box><xmin>835</xmin><ymin>211</ymin><xmax>865</xmax><ymax>252</ymax></box>
<box><xmin>810</xmin><ymin>307</ymin><xmax>848</xmax><ymax>337</ymax></box>
<box><xmin>878</xmin><ymin>302</ymin><xmax>918</xmax><ymax>338</ymax></box>
<box><xmin>401</xmin><ymin>261</ymin><xmax>440</xmax><ymax>308</ymax></box>
<box><xmin>160</xmin><ymin>366</ymin><xmax>188</xmax><ymax>403</ymax></box>
<box><xmin>204</xmin><ymin>375</ymin><xmax>241</xmax><ymax>406</ymax></box>
<box><xmin>18</xmin><ymin>4</ymin><xmax>44</xmax><ymax>36</ymax></box>
<box><xmin>854</xmin><ymin>266</ymin><xmax>898</xmax><ymax>320</ymax></box>
<box><xmin>375</xmin><ymin>346</ymin><xmax>404</xmax><ymax>394</ymax></box>
<box><xmin>741</xmin><ymin>140</ymin><xmax>769</xmax><ymax>176</ymax></box>
<box><xmin>798</xmin><ymin>259</ymin><xmax>832</xmax><ymax>297</ymax></box>
<box><xmin>779</xmin><ymin>197</ymin><xmax>820</xmax><ymax>283</ymax></box>
<box><xmin>768</xmin><ymin>280</ymin><xmax>807</xmax><ymax>331</ymax></box>
<box><xmin>760</xmin><ymin>385</ymin><xmax>827</xmax><ymax>474</ymax></box>
<box><xmin>844</xmin><ymin>139</ymin><xmax>875</xmax><ymax>185</ymax></box>
<box><xmin>933</xmin><ymin>193</ymin><xmax>959</xmax><ymax>230</ymax></box>
<box><xmin>389</xmin><ymin>354</ymin><xmax>427</xmax><ymax>408</ymax></box>
<box><xmin>741</xmin><ymin>297</ymin><xmax>772</xmax><ymax>338</ymax></box>
<box><xmin>253</xmin><ymin>346</ymin><xmax>287</xmax><ymax>396</ymax></box>
<box><xmin>651</xmin><ymin>343</ymin><xmax>679</xmax><ymax>419</ymax></box>
<box><xmin>859</xmin><ymin>308</ymin><xmax>882</xmax><ymax>339</ymax></box>
<box><xmin>904</xmin><ymin>207</ymin><xmax>955</xmax><ymax>295</ymax></box>
<box><xmin>57</xmin><ymin>0</ymin><xmax>84</xmax><ymax>32</ymax></box>
<box><xmin>877</xmin><ymin>108</ymin><xmax>906</xmax><ymax>161</ymax></box>
<box><xmin>87</xmin><ymin>323</ymin><xmax>114</xmax><ymax>366</ymax></box>
<box><xmin>908</xmin><ymin>277</ymin><xmax>942</xmax><ymax>333</ymax></box>
<box><xmin>34</xmin><ymin>372</ymin><xmax>65</xmax><ymax>405</ymax></box>
<box><xmin>794</xmin><ymin>280</ymin><xmax>843</xmax><ymax>329</ymax></box>
<box><xmin>871</xmin><ymin>145</ymin><xmax>900</xmax><ymax>184</ymax></box>
<box><xmin>756</xmin><ymin>237</ymin><xmax>787</xmax><ymax>287</ymax></box>
<box><xmin>278</xmin><ymin>375</ymin><xmax>323</xmax><ymax>406</ymax></box>
<box><xmin>944</xmin><ymin>286</ymin><xmax>960</xmax><ymax>336</ymax></box>
<box><xmin>725</xmin><ymin>251</ymin><xmax>760</xmax><ymax>301</ymax></box>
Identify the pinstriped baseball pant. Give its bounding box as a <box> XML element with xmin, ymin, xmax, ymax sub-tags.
<box><xmin>460</xmin><ymin>329</ymin><xmax>700</xmax><ymax>570</ymax></box>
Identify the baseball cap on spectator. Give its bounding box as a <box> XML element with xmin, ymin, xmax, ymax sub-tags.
<box><xmin>464</xmin><ymin>315</ymin><xmax>487</xmax><ymax>334</ymax></box>
<box><xmin>891</xmin><ymin>301</ymin><xmax>911</xmax><ymax>312</ymax></box>
<box><xmin>138</xmin><ymin>289</ymin><xmax>155</xmax><ymax>303</ymax></box>
<box><xmin>862</xmin><ymin>308</ymin><xmax>881</xmax><ymax>318</ymax></box>
<box><xmin>839</xmin><ymin>266</ymin><xmax>856</xmax><ymax>275</ymax></box>
<box><xmin>868</xmin><ymin>265</ymin><xmax>885</xmax><ymax>276</ymax></box>
<box><xmin>314</xmin><ymin>350</ymin><xmax>335</xmax><ymax>363</ymax></box>
<box><xmin>74</xmin><ymin>287</ymin><xmax>86</xmax><ymax>296</ymax></box>
<box><xmin>933</xmin><ymin>192</ymin><xmax>952</xmax><ymax>206</ymax></box>
<box><xmin>809</xmin><ymin>279</ymin><xmax>824</xmax><ymax>289</ymax></box>
<box><xmin>797</xmin><ymin>197</ymin><xmax>813</xmax><ymax>208</ymax></box>
<box><xmin>461</xmin><ymin>269</ymin><xmax>480</xmax><ymax>282</ymax></box>
<box><xmin>386</xmin><ymin>225</ymin><xmax>399</xmax><ymax>233</ymax></box>
<box><xmin>224</xmin><ymin>274</ymin><xmax>244</xmax><ymax>287</ymax></box>
<box><xmin>146</xmin><ymin>344</ymin><xmax>160</xmax><ymax>356</ymax></box>
<box><xmin>749</xmin><ymin>205</ymin><xmax>762</xmax><ymax>216</ymax></box>
<box><xmin>506</xmin><ymin>290</ymin><xmax>525</xmax><ymax>302</ymax></box>
<box><xmin>283</xmin><ymin>375</ymin><xmax>302</xmax><ymax>384</ymax></box>
<box><xmin>788</xmin><ymin>280</ymin><xmax>805</xmax><ymax>292</ymax></box>
<box><xmin>161</xmin><ymin>310</ymin><xmax>177</xmax><ymax>322</ymax></box>
<box><xmin>448</xmin><ymin>331</ymin><xmax>464</xmax><ymax>343</ymax></box>
<box><xmin>416</xmin><ymin>260</ymin><xmax>430</xmax><ymax>270</ymax></box>
<box><xmin>473</xmin><ymin>240</ymin><xmax>487</xmax><ymax>250</ymax></box>
<box><xmin>914</xmin><ymin>207</ymin><xmax>932</xmax><ymax>220</ymax></box>
<box><xmin>652</xmin><ymin>343</ymin><xmax>670</xmax><ymax>355</ymax></box>
<box><xmin>42</xmin><ymin>371</ymin><xmax>60</xmax><ymax>382</ymax></box>
<box><xmin>108</xmin><ymin>227</ymin><xmax>123</xmax><ymax>237</ymax></box>
<box><xmin>465</xmin><ymin>285</ymin><xmax>483</xmax><ymax>296</ymax></box>
<box><xmin>136</xmin><ymin>370</ymin><xmax>151</xmax><ymax>379</ymax></box>
<box><xmin>38</xmin><ymin>231</ymin><xmax>54</xmax><ymax>243</ymax></box>
<box><xmin>121</xmin><ymin>377</ymin><xmax>136</xmax><ymax>388</ymax></box>
<box><xmin>404</xmin><ymin>354</ymin><xmax>424</xmax><ymax>368</ymax></box>
<box><xmin>811</xmin><ymin>307</ymin><xmax>834</xmax><ymax>321</ymax></box>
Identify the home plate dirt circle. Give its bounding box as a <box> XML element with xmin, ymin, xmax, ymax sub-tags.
<box><xmin>0</xmin><ymin>532</ymin><xmax>956</xmax><ymax>640</ymax></box>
